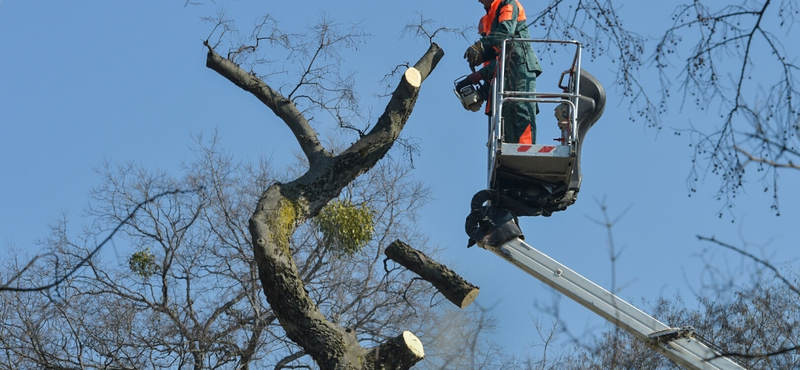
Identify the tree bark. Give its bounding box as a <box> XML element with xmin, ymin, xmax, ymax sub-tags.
<box><xmin>385</xmin><ymin>240</ymin><xmax>480</xmax><ymax>309</ymax></box>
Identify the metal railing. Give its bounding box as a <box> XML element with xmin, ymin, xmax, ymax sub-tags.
<box><xmin>488</xmin><ymin>39</ymin><xmax>583</xmax><ymax>188</ymax></box>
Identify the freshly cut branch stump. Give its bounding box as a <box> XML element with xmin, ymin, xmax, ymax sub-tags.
<box><xmin>385</xmin><ymin>240</ymin><xmax>480</xmax><ymax>308</ymax></box>
<box><xmin>368</xmin><ymin>331</ymin><xmax>424</xmax><ymax>370</ymax></box>
<box><xmin>404</xmin><ymin>67</ymin><xmax>422</xmax><ymax>89</ymax></box>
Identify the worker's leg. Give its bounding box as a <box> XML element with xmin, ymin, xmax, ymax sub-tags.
<box><xmin>521</xmin><ymin>72</ymin><xmax>537</xmax><ymax>144</ymax></box>
<box><xmin>503</xmin><ymin>68</ymin><xmax>538</xmax><ymax>144</ymax></box>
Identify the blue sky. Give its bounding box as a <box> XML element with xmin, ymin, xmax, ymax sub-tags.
<box><xmin>2</xmin><ymin>0</ymin><xmax>798</xmax><ymax>358</ymax></box>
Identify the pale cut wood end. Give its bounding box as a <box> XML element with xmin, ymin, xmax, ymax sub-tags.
<box><xmin>404</xmin><ymin>68</ymin><xmax>421</xmax><ymax>88</ymax></box>
<box><xmin>402</xmin><ymin>331</ymin><xmax>425</xmax><ymax>358</ymax></box>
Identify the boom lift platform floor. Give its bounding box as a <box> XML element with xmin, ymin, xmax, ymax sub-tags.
<box><xmin>493</xmin><ymin>143</ymin><xmax>572</xmax><ymax>187</ymax></box>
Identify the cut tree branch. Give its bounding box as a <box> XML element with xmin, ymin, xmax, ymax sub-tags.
<box><xmin>385</xmin><ymin>240</ymin><xmax>480</xmax><ymax>309</ymax></box>
<box><xmin>363</xmin><ymin>331</ymin><xmax>425</xmax><ymax>369</ymax></box>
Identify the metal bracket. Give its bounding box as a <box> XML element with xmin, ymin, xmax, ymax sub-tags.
<box><xmin>648</xmin><ymin>326</ymin><xmax>696</xmax><ymax>343</ymax></box>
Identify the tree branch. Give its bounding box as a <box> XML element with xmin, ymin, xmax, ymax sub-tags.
<box><xmin>385</xmin><ymin>240</ymin><xmax>480</xmax><ymax>309</ymax></box>
<box><xmin>0</xmin><ymin>188</ymin><xmax>200</xmax><ymax>292</ymax></box>
<box><xmin>697</xmin><ymin>235</ymin><xmax>800</xmax><ymax>297</ymax></box>
<box><xmin>204</xmin><ymin>41</ymin><xmax>328</xmax><ymax>165</ymax></box>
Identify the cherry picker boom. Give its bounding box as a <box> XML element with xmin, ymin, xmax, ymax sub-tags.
<box><xmin>460</xmin><ymin>40</ymin><xmax>748</xmax><ymax>370</ymax></box>
<box><xmin>472</xmin><ymin>216</ymin><xmax>747</xmax><ymax>370</ymax></box>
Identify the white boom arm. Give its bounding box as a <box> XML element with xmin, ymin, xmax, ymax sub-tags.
<box><xmin>483</xmin><ymin>238</ymin><xmax>747</xmax><ymax>370</ymax></box>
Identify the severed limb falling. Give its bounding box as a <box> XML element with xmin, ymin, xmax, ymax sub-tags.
<box><xmin>385</xmin><ymin>240</ymin><xmax>480</xmax><ymax>309</ymax></box>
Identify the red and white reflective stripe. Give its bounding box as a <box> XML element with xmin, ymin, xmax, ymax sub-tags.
<box><xmin>516</xmin><ymin>145</ymin><xmax>556</xmax><ymax>153</ymax></box>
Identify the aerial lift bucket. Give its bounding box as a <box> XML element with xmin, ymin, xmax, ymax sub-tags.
<box><xmin>482</xmin><ymin>39</ymin><xmax>605</xmax><ymax>218</ymax></box>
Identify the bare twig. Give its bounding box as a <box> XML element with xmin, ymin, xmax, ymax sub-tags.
<box><xmin>0</xmin><ymin>188</ymin><xmax>201</xmax><ymax>292</ymax></box>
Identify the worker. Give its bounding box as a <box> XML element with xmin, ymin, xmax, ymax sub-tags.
<box><xmin>459</xmin><ymin>0</ymin><xmax>542</xmax><ymax>144</ymax></box>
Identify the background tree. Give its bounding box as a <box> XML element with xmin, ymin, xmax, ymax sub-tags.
<box><xmin>523</xmin><ymin>2</ymin><xmax>800</xmax><ymax>364</ymax></box>
<box><xmin>0</xmin><ymin>137</ymin><xmax>497</xmax><ymax>370</ymax></box>
<box><xmin>522</xmin><ymin>205</ymin><xmax>800</xmax><ymax>369</ymax></box>
<box><xmin>555</xmin><ymin>274</ymin><xmax>800</xmax><ymax>369</ymax></box>
<box><xmin>531</xmin><ymin>0</ymin><xmax>799</xmax><ymax>211</ymax></box>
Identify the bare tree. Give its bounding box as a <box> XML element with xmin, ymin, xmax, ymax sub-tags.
<box><xmin>655</xmin><ymin>1</ymin><xmax>800</xmax><ymax>213</ymax></box>
<box><xmin>529</xmin><ymin>1</ymin><xmax>799</xmax><ymax>211</ymax></box>
<box><xmin>527</xmin><ymin>206</ymin><xmax>800</xmax><ymax>369</ymax></box>
<box><xmin>0</xmin><ymin>139</ymin><xmax>277</xmax><ymax>370</ymax></box>
<box><xmin>0</xmin><ymin>135</ymin><xmax>490</xmax><ymax>370</ymax></box>
<box><xmin>0</xmin><ymin>188</ymin><xmax>196</xmax><ymax>293</ymax></box>
<box><xmin>0</xmin><ymin>5</ymin><xmax>491</xmax><ymax>368</ymax></box>
<box><xmin>557</xmin><ymin>277</ymin><xmax>800</xmax><ymax>370</ymax></box>
<box><xmin>198</xmin><ymin>7</ymin><xmax>459</xmax><ymax>366</ymax></box>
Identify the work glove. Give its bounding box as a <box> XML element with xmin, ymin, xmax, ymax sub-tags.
<box><xmin>456</xmin><ymin>71</ymin><xmax>484</xmax><ymax>90</ymax></box>
<box><xmin>463</xmin><ymin>41</ymin><xmax>485</xmax><ymax>68</ymax></box>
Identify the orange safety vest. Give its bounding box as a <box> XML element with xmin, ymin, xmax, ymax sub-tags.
<box><xmin>478</xmin><ymin>13</ymin><xmax>491</xmax><ymax>37</ymax></box>
<box><xmin>478</xmin><ymin>13</ymin><xmax>492</xmax><ymax>68</ymax></box>
<box><xmin>485</xmin><ymin>0</ymin><xmax>528</xmax><ymax>55</ymax></box>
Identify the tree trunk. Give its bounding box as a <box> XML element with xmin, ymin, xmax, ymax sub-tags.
<box><xmin>208</xmin><ymin>40</ymin><xmax>445</xmax><ymax>369</ymax></box>
<box><xmin>385</xmin><ymin>240</ymin><xmax>480</xmax><ymax>309</ymax></box>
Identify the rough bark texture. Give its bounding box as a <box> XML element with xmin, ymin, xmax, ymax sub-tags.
<box><xmin>385</xmin><ymin>240</ymin><xmax>480</xmax><ymax>309</ymax></box>
<box><xmin>205</xmin><ymin>42</ymin><xmax>445</xmax><ymax>370</ymax></box>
